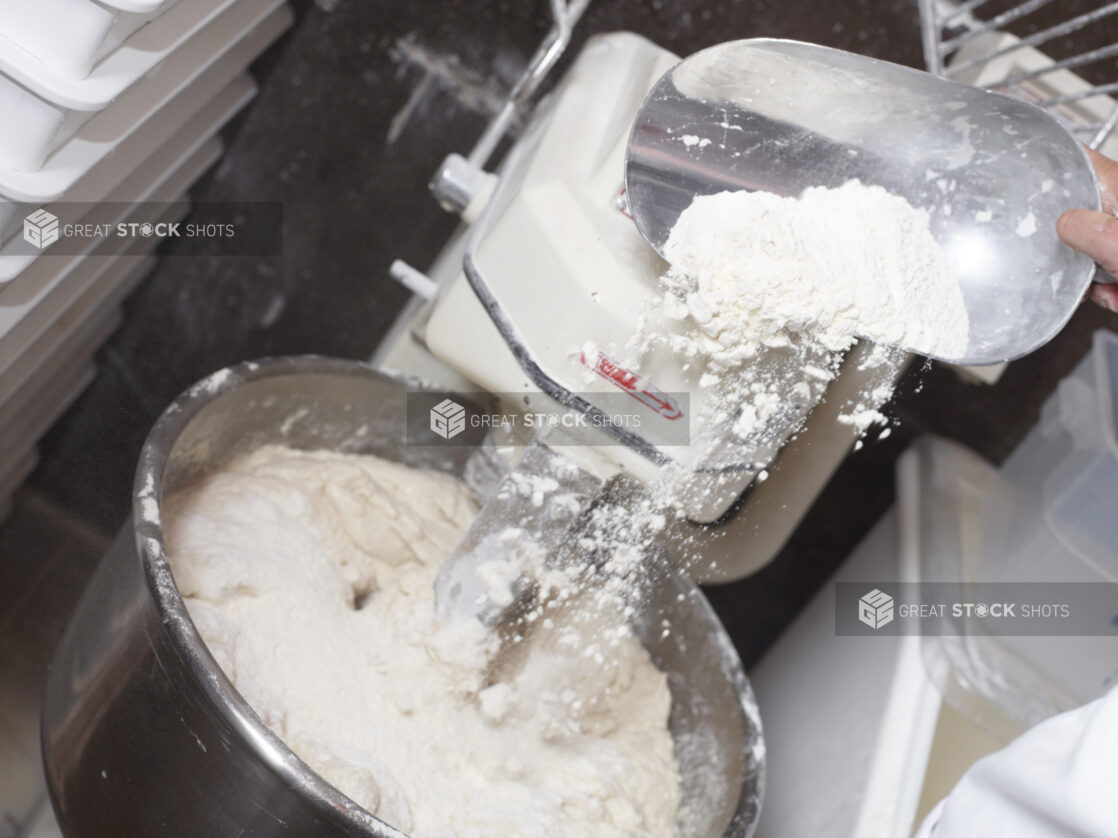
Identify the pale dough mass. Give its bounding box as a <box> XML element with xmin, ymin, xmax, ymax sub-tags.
<box><xmin>165</xmin><ymin>445</ymin><xmax>681</xmax><ymax>838</ymax></box>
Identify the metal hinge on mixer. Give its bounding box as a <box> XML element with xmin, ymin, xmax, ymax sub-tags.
<box><xmin>428</xmin><ymin>0</ymin><xmax>593</xmax><ymax>216</ymax></box>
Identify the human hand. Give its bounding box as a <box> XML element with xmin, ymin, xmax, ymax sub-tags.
<box><xmin>1057</xmin><ymin>147</ymin><xmax>1118</xmax><ymax>312</ymax></box>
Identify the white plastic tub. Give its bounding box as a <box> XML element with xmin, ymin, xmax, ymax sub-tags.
<box><xmin>0</xmin><ymin>71</ymin><xmax>247</xmax><ymax>295</ymax></box>
<box><xmin>0</xmin><ymin>0</ymin><xmax>289</xmax><ymax>278</ymax></box>
<box><xmin>0</xmin><ymin>0</ymin><xmax>292</xmax><ymax>282</ymax></box>
<box><xmin>750</xmin><ymin>510</ymin><xmax>1007</xmax><ymax>838</ymax></box>
<box><xmin>0</xmin><ymin>244</ymin><xmax>168</xmax><ymax>464</ymax></box>
<box><xmin>750</xmin><ymin>449</ymin><xmax>1037</xmax><ymax>838</ymax></box>
<box><xmin>0</xmin><ymin>192</ymin><xmax>191</xmax><ymax>417</ymax></box>
<box><xmin>0</xmin><ymin>204</ymin><xmax>177</xmax><ymax>526</ymax></box>
<box><xmin>898</xmin><ymin>333</ymin><xmax>1118</xmax><ymax>727</ymax></box>
<box><xmin>0</xmin><ymin>247</ymin><xmax>160</xmax><ymax>432</ymax></box>
<box><xmin>0</xmin><ymin>0</ymin><xmax>181</xmax><ymax>82</ymax></box>
<box><xmin>0</xmin><ymin>131</ymin><xmax>218</xmax><ymax>471</ymax></box>
<box><xmin>0</xmin><ymin>0</ymin><xmax>241</xmax><ymax>173</ymax></box>
<box><xmin>1014</xmin><ymin>330</ymin><xmax>1118</xmax><ymax>585</ymax></box>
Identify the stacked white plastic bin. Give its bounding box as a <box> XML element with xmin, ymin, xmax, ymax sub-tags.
<box><xmin>0</xmin><ymin>0</ymin><xmax>294</xmax><ymax>520</ymax></box>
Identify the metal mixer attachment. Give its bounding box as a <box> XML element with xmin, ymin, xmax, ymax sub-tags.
<box><xmin>435</xmin><ymin>443</ymin><xmax>603</xmax><ymax>626</ymax></box>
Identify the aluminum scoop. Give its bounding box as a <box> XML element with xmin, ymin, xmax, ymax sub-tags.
<box><xmin>624</xmin><ymin>38</ymin><xmax>1104</xmax><ymax>366</ymax></box>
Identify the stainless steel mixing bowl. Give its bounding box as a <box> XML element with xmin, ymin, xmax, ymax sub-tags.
<box><xmin>41</xmin><ymin>356</ymin><xmax>764</xmax><ymax>837</ymax></box>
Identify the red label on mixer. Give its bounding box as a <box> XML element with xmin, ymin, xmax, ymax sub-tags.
<box><xmin>580</xmin><ymin>349</ymin><xmax>683</xmax><ymax>421</ymax></box>
<box><xmin>615</xmin><ymin>185</ymin><xmax>633</xmax><ymax>219</ymax></box>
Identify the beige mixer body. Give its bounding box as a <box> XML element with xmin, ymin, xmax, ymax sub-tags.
<box><xmin>376</xmin><ymin>32</ymin><xmax>908</xmax><ymax>582</ymax></box>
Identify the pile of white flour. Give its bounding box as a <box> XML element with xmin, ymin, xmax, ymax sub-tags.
<box><xmin>662</xmin><ymin>180</ymin><xmax>969</xmax><ymax>360</ymax></box>
<box><xmin>629</xmin><ymin>180</ymin><xmax>966</xmax><ymax>473</ymax></box>
<box><xmin>166</xmin><ymin>445</ymin><xmax>681</xmax><ymax>838</ymax></box>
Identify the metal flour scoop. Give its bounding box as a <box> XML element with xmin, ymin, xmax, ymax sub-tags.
<box><xmin>625</xmin><ymin>38</ymin><xmax>1104</xmax><ymax>366</ymax></box>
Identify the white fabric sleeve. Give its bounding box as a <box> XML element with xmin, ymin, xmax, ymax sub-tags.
<box><xmin>916</xmin><ymin>685</ymin><xmax>1118</xmax><ymax>838</ymax></box>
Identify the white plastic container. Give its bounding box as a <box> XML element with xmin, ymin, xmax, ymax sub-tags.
<box><xmin>907</xmin><ymin>352</ymin><xmax>1118</xmax><ymax>727</ymax></box>
<box><xmin>0</xmin><ymin>250</ymin><xmax>159</xmax><ymax>436</ymax></box>
<box><xmin>0</xmin><ymin>0</ymin><xmax>286</xmax><ymax>281</ymax></box>
<box><xmin>0</xmin><ymin>194</ymin><xmax>190</xmax><ymax>425</ymax></box>
<box><xmin>0</xmin><ymin>0</ymin><xmax>181</xmax><ymax>82</ymax></box>
<box><xmin>0</xmin><ymin>0</ymin><xmax>289</xmax><ymax>241</ymax></box>
<box><xmin>0</xmin><ymin>0</ymin><xmax>241</xmax><ymax>173</ymax></box>
<box><xmin>0</xmin><ymin>74</ymin><xmax>248</xmax><ymax>359</ymax></box>
<box><xmin>0</xmin><ymin>74</ymin><xmax>234</xmax><ymax>512</ymax></box>
<box><xmin>0</xmin><ymin>249</ymin><xmax>162</xmax><ymax>464</ymax></box>
<box><xmin>1014</xmin><ymin>330</ymin><xmax>1118</xmax><ymax>583</ymax></box>
<box><xmin>0</xmin><ymin>206</ymin><xmax>179</xmax><ymax>522</ymax></box>
<box><xmin>904</xmin><ymin>437</ymin><xmax>1086</xmax><ymax>737</ymax></box>
<box><xmin>0</xmin><ymin>134</ymin><xmax>215</xmax><ymax>474</ymax></box>
<box><xmin>985</xmin><ymin>330</ymin><xmax>1118</xmax><ymax>704</ymax></box>
<box><xmin>750</xmin><ymin>508</ymin><xmax>1007</xmax><ymax>838</ymax></box>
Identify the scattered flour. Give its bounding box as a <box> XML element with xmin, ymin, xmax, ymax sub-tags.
<box><xmin>166</xmin><ymin>446</ymin><xmax>680</xmax><ymax>838</ymax></box>
<box><xmin>1016</xmin><ymin>211</ymin><xmax>1038</xmax><ymax>237</ymax></box>
<box><xmin>680</xmin><ymin>134</ymin><xmax>712</xmax><ymax>149</ymax></box>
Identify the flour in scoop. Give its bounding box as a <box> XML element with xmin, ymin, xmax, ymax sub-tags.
<box><xmin>628</xmin><ymin>179</ymin><xmax>965</xmax><ymax>462</ymax></box>
<box><xmin>663</xmin><ymin>180</ymin><xmax>969</xmax><ymax>360</ymax></box>
<box><xmin>166</xmin><ymin>446</ymin><xmax>680</xmax><ymax>838</ymax></box>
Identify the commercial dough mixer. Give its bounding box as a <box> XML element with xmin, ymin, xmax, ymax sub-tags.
<box><xmin>377</xmin><ymin>27</ymin><xmax>903</xmax><ymax>582</ymax></box>
<box><xmin>376</xmin><ymin>0</ymin><xmax>1118</xmax><ymax>582</ymax></box>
